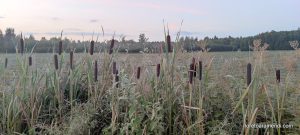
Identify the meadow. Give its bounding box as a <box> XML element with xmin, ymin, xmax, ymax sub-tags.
<box><xmin>0</xmin><ymin>38</ymin><xmax>299</xmax><ymax>134</ymax></box>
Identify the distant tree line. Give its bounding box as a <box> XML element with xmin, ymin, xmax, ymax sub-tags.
<box><xmin>0</xmin><ymin>28</ymin><xmax>299</xmax><ymax>53</ymax></box>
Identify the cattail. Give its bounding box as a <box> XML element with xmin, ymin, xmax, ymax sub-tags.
<box><xmin>58</xmin><ymin>40</ymin><xmax>63</xmax><ymax>55</ymax></box>
<box><xmin>109</xmin><ymin>39</ymin><xmax>115</xmax><ymax>54</ymax></box>
<box><xmin>189</xmin><ymin>63</ymin><xmax>194</xmax><ymax>84</ymax></box>
<box><xmin>94</xmin><ymin>60</ymin><xmax>98</xmax><ymax>82</ymax></box>
<box><xmin>70</xmin><ymin>51</ymin><xmax>73</xmax><ymax>70</ymax></box>
<box><xmin>5</xmin><ymin>58</ymin><xmax>8</xmax><ymax>68</ymax></box>
<box><xmin>20</xmin><ymin>33</ymin><xmax>24</xmax><ymax>55</ymax></box>
<box><xmin>156</xmin><ymin>64</ymin><xmax>160</xmax><ymax>77</ymax></box>
<box><xmin>199</xmin><ymin>61</ymin><xmax>202</xmax><ymax>80</ymax></box>
<box><xmin>137</xmin><ymin>67</ymin><xmax>141</xmax><ymax>79</ymax></box>
<box><xmin>276</xmin><ymin>69</ymin><xmax>280</xmax><ymax>83</ymax></box>
<box><xmin>247</xmin><ymin>63</ymin><xmax>252</xmax><ymax>86</ymax></box>
<box><xmin>167</xmin><ymin>35</ymin><xmax>172</xmax><ymax>53</ymax></box>
<box><xmin>115</xmin><ymin>70</ymin><xmax>119</xmax><ymax>88</ymax></box>
<box><xmin>90</xmin><ymin>40</ymin><xmax>94</xmax><ymax>55</ymax></box>
<box><xmin>112</xmin><ymin>61</ymin><xmax>117</xmax><ymax>74</ymax></box>
<box><xmin>54</xmin><ymin>54</ymin><xmax>58</xmax><ymax>70</ymax></box>
<box><xmin>191</xmin><ymin>58</ymin><xmax>196</xmax><ymax>77</ymax></box>
<box><xmin>29</xmin><ymin>56</ymin><xmax>32</xmax><ymax>66</ymax></box>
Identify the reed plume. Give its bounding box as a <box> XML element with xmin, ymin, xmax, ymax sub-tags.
<box><xmin>20</xmin><ymin>33</ymin><xmax>24</xmax><ymax>55</ymax></box>
<box><xmin>58</xmin><ymin>40</ymin><xmax>63</xmax><ymax>55</ymax></box>
<box><xmin>156</xmin><ymin>64</ymin><xmax>160</xmax><ymax>77</ymax></box>
<box><xmin>247</xmin><ymin>63</ymin><xmax>251</xmax><ymax>86</ymax></box>
<box><xmin>70</xmin><ymin>51</ymin><xmax>73</xmax><ymax>70</ymax></box>
<box><xmin>109</xmin><ymin>39</ymin><xmax>115</xmax><ymax>54</ymax></box>
<box><xmin>276</xmin><ymin>69</ymin><xmax>280</xmax><ymax>83</ymax></box>
<box><xmin>94</xmin><ymin>60</ymin><xmax>98</xmax><ymax>82</ymax></box>
<box><xmin>29</xmin><ymin>56</ymin><xmax>32</xmax><ymax>66</ymax></box>
<box><xmin>5</xmin><ymin>58</ymin><xmax>8</xmax><ymax>68</ymax></box>
<box><xmin>90</xmin><ymin>40</ymin><xmax>94</xmax><ymax>55</ymax></box>
<box><xmin>112</xmin><ymin>62</ymin><xmax>117</xmax><ymax>74</ymax></box>
<box><xmin>54</xmin><ymin>54</ymin><xmax>58</xmax><ymax>70</ymax></box>
<box><xmin>167</xmin><ymin>34</ymin><xmax>172</xmax><ymax>53</ymax></box>
<box><xmin>199</xmin><ymin>61</ymin><xmax>202</xmax><ymax>80</ymax></box>
<box><xmin>137</xmin><ymin>67</ymin><xmax>141</xmax><ymax>79</ymax></box>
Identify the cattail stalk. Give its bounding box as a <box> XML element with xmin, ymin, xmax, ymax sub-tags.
<box><xmin>29</xmin><ymin>56</ymin><xmax>32</xmax><ymax>66</ymax></box>
<box><xmin>137</xmin><ymin>67</ymin><xmax>141</xmax><ymax>79</ymax></box>
<box><xmin>109</xmin><ymin>39</ymin><xmax>115</xmax><ymax>54</ymax></box>
<box><xmin>189</xmin><ymin>63</ymin><xmax>194</xmax><ymax>84</ymax></box>
<box><xmin>199</xmin><ymin>61</ymin><xmax>202</xmax><ymax>80</ymax></box>
<box><xmin>167</xmin><ymin>35</ymin><xmax>172</xmax><ymax>53</ymax></box>
<box><xmin>5</xmin><ymin>58</ymin><xmax>8</xmax><ymax>68</ymax></box>
<box><xmin>90</xmin><ymin>40</ymin><xmax>94</xmax><ymax>55</ymax></box>
<box><xmin>54</xmin><ymin>54</ymin><xmax>58</xmax><ymax>70</ymax></box>
<box><xmin>70</xmin><ymin>51</ymin><xmax>73</xmax><ymax>70</ymax></box>
<box><xmin>58</xmin><ymin>40</ymin><xmax>63</xmax><ymax>55</ymax></box>
<box><xmin>276</xmin><ymin>69</ymin><xmax>280</xmax><ymax>83</ymax></box>
<box><xmin>94</xmin><ymin>60</ymin><xmax>98</xmax><ymax>82</ymax></box>
<box><xmin>112</xmin><ymin>62</ymin><xmax>117</xmax><ymax>74</ymax></box>
<box><xmin>156</xmin><ymin>64</ymin><xmax>160</xmax><ymax>77</ymax></box>
<box><xmin>20</xmin><ymin>33</ymin><xmax>24</xmax><ymax>55</ymax></box>
<box><xmin>115</xmin><ymin>70</ymin><xmax>119</xmax><ymax>88</ymax></box>
<box><xmin>247</xmin><ymin>63</ymin><xmax>252</xmax><ymax>86</ymax></box>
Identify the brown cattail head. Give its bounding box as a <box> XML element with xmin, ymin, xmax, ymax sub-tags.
<box><xmin>29</xmin><ymin>56</ymin><xmax>32</xmax><ymax>66</ymax></box>
<box><xmin>94</xmin><ymin>60</ymin><xmax>98</xmax><ymax>82</ymax></box>
<box><xmin>112</xmin><ymin>61</ymin><xmax>117</xmax><ymax>74</ymax></box>
<box><xmin>199</xmin><ymin>61</ymin><xmax>202</xmax><ymax>80</ymax></box>
<box><xmin>137</xmin><ymin>67</ymin><xmax>141</xmax><ymax>79</ymax></box>
<box><xmin>20</xmin><ymin>33</ymin><xmax>24</xmax><ymax>55</ymax></box>
<box><xmin>247</xmin><ymin>63</ymin><xmax>252</xmax><ymax>86</ymax></box>
<box><xmin>5</xmin><ymin>58</ymin><xmax>8</xmax><ymax>68</ymax></box>
<box><xmin>70</xmin><ymin>51</ymin><xmax>73</xmax><ymax>70</ymax></box>
<box><xmin>90</xmin><ymin>40</ymin><xmax>94</xmax><ymax>55</ymax></box>
<box><xmin>115</xmin><ymin>70</ymin><xmax>119</xmax><ymax>88</ymax></box>
<box><xmin>109</xmin><ymin>39</ymin><xmax>115</xmax><ymax>54</ymax></box>
<box><xmin>156</xmin><ymin>64</ymin><xmax>161</xmax><ymax>77</ymax></box>
<box><xmin>194</xmin><ymin>64</ymin><xmax>197</xmax><ymax>77</ymax></box>
<box><xmin>54</xmin><ymin>54</ymin><xmax>58</xmax><ymax>70</ymax></box>
<box><xmin>276</xmin><ymin>69</ymin><xmax>280</xmax><ymax>83</ymax></box>
<box><xmin>189</xmin><ymin>63</ymin><xmax>194</xmax><ymax>84</ymax></box>
<box><xmin>58</xmin><ymin>40</ymin><xmax>63</xmax><ymax>55</ymax></box>
<box><xmin>167</xmin><ymin>35</ymin><xmax>172</xmax><ymax>53</ymax></box>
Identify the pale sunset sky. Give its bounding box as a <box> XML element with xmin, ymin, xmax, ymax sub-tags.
<box><xmin>0</xmin><ymin>0</ymin><xmax>299</xmax><ymax>41</ymax></box>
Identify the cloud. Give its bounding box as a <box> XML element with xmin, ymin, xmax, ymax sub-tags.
<box><xmin>0</xmin><ymin>16</ymin><xmax>5</xmax><ymax>19</ymax></box>
<box><xmin>51</xmin><ymin>17</ymin><xmax>61</xmax><ymax>21</ymax></box>
<box><xmin>180</xmin><ymin>31</ymin><xmax>203</xmax><ymax>36</ymax></box>
<box><xmin>90</xmin><ymin>19</ymin><xmax>98</xmax><ymax>23</ymax></box>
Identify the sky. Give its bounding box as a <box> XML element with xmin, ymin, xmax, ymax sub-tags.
<box><xmin>0</xmin><ymin>0</ymin><xmax>299</xmax><ymax>41</ymax></box>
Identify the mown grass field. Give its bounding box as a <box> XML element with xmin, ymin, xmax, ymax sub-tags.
<box><xmin>0</xmin><ymin>43</ymin><xmax>299</xmax><ymax>134</ymax></box>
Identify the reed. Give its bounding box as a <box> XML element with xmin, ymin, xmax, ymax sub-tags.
<box><xmin>90</xmin><ymin>40</ymin><xmax>94</xmax><ymax>55</ymax></box>
<box><xmin>54</xmin><ymin>54</ymin><xmax>58</xmax><ymax>70</ymax></box>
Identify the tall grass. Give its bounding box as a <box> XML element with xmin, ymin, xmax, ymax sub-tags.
<box><xmin>0</xmin><ymin>33</ymin><xmax>299</xmax><ymax>135</ymax></box>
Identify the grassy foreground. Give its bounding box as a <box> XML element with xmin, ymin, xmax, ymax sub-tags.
<box><xmin>0</xmin><ymin>37</ymin><xmax>299</xmax><ymax>134</ymax></box>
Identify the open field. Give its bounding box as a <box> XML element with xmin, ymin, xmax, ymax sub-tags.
<box><xmin>0</xmin><ymin>47</ymin><xmax>300</xmax><ymax>134</ymax></box>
